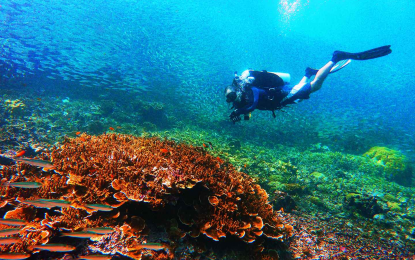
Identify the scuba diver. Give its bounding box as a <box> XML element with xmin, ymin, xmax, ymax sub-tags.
<box><xmin>225</xmin><ymin>45</ymin><xmax>392</xmax><ymax>123</ymax></box>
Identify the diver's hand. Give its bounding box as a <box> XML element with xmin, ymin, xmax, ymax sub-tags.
<box><xmin>230</xmin><ymin>111</ymin><xmax>241</xmax><ymax>124</ymax></box>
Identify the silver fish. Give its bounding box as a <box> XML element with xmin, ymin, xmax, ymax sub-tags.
<box><xmin>86</xmin><ymin>204</ymin><xmax>113</xmax><ymax>211</ymax></box>
<box><xmin>0</xmin><ymin>228</ymin><xmax>21</xmax><ymax>237</ymax></box>
<box><xmin>0</xmin><ymin>253</ymin><xmax>30</xmax><ymax>259</ymax></box>
<box><xmin>0</xmin><ymin>237</ymin><xmax>21</xmax><ymax>245</ymax></box>
<box><xmin>39</xmin><ymin>199</ymin><xmax>71</xmax><ymax>208</ymax></box>
<box><xmin>14</xmin><ymin>158</ymin><xmax>54</xmax><ymax>169</ymax></box>
<box><xmin>78</xmin><ymin>255</ymin><xmax>112</xmax><ymax>260</ymax></box>
<box><xmin>33</xmin><ymin>243</ymin><xmax>76</xmax><ymax>252</ymax></box>
<box><xmin>61</xmin><ymin>231</ymin><xmax>100</xmax><ymax>238</ymax></box>
<box><xmin>5</xmin><ymin>182</ymin><xmax>42</xmax><ymax>189</ymax></box>
<box><xmin>84</xmin><ymin>227</ymin><xmax>114</xmax><ymax>234</ymax></box>
<box><xmin>0</xmin><ymin>218</ymin><xmax>26</xmax><ymax>226</ymax></box>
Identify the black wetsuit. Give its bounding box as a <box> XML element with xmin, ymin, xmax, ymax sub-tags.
<box><xmin>233</xmin><ymin>83</ymin><xmax>312</xmax><ymax>116</ymax></box>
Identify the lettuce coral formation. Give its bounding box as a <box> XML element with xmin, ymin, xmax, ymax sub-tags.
<box><xmin>363</xmin><ymin>146</ymin><xmax>412</xmax><ymax>183</ymax></box>
<box><xmin>0</xmin><ymin>134</ymin><xmax>291</xmax><ymax>259</ymax></box>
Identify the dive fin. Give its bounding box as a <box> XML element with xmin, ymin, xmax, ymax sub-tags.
<box><xmin>304</xmin><ymin>67</ymin><xmax>318</xmax><ymax>77</ymax></box>
<box><xmin>332</xmin><ymin>45</ymin><xmax>392</xmax><ymax>62</ymax></box>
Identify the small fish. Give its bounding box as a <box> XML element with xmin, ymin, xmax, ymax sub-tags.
<box><xmin>217</xmin><ymin>157</ymin><xmax>224</xmax><ymax>164</ymax></box>
<box><xmin>202</xmin><ymin>143</ymin><xmax>207</xmax><ymax>148</ymax></box>
<box><xmin>160</xmin><ymin>148</ymin><xmax>168</xmax><ymax>153</ymax></box>
<box><xmin>86</xmin><ymin>204</ymin><xmax>113</xmax><ymax>211</ymax></box>
<box><xmin>5</xmin><ymin>182</ymin><xmax>42</xmax><ymax>189</ymax></box>
<box><xmin>14</xmin><ymin>158</ymin><xmax>54</xmax><ymax>170</ymax></box>
<box><xmin>61</xmin><ymin>231</ymin><xmax>100</xmax><ymax>238</ymax></box>
<box><xmin>33</xmin><ymin>243</ymin><xmax>76</xmax><ymax>252</ymax></box>
<box><xmin>76</xmin><ymin>131</ymin><xmax>81</xmax><ymax>135</ymax></box>
<box><xmin>0</xmin><ymin>228</ymin><xmax>20</xmax><ymax>237</ymax></box>
<box><xmin>15</xmin><ymin>150</ymin><xmax>26</xmax><ymax>157</ymax></box>
<box><xmin>0</xmin><ymin>253</ymin><xmax>30</xmax><ymax>259</ymax></box>
<box><xmin>208</xmin><ymin>142</ymin><xmax>213</xmax><ymax>149</ymax></box>
<box><xmin>0</xmin><ymin>237</ymin><xmax>21</xmax><ymax>244</ymax></box>
<box><xmin>78</xmin><ymin>255</ymin><xmax>112</xmax><ymax>260</ymax></box>
<box><xmin>109</xmin><ymin>127</ymin><xmax>115</xmax><ymax>131</ymax></box>
<box><xmin>0</xmin><ymin>218</ymin><xmax>26</xmax><ymax>226</ymax></box>
<box><xmin>21</xmin><ymin>200</ymin><xmax>51</xmax><ymax>208</ymax></box>
<box><xmin>85</xmin><ymin>227</ymin><xmax>114</xmax><ymax>234</ymax></box>
<box><xmin>129</xmin><ymin>242</ymin><xmax>165</xmax><ymax>251</ymax></box>
<box><xmin>38</xmin><ymin>199</ymin><xmax>71</xmax><ymax>208</ymax></box>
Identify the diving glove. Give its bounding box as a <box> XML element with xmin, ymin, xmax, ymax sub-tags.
<box><xmin>230</xmin><ymin>111</ymin><xmax>241</xmax><ymax>124</ymax></box>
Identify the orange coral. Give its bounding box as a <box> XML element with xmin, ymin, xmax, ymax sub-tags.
<box><xmin>0</xmin><ymin>134</ymin><xmax>291</xmax><ymax>259</ymax></box>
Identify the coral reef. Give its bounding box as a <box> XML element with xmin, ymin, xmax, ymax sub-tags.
<box><xmin>132</xmin><ymin>100</ymin><xmax>171</xmax><ymax>129</ymax></box>
<box><xmin>364</xmin><ymin>146</ymin><xmax>412</xmax><ymax>184</ymax></box>
<box><xmin>345</xmin><ymin>193</ymin><xmax>386</xmax><ymax>218</ymax></box>
<box><xmin>87</xmin><ymin>120</ymin><xmax>105</xmax><ymax>135</ymax></box>
<box><xmin>4</xmin><ymin>99</ymin><xmax>26</xmax><ymax>117</ymax></box>
<box><xmin>281</xmin><ymin>210</ymin><xmax>414</xmax><ymax>259</ymax></box>
<box><xmin>0</xmin><ymin>89</ymin><xmax>414</xmax><ymax>258</ymax></box>
<box><xmin>99</xmin><ymin>100</ymin><xmax>116</xmax><ymax>116</ymax></box>
<box><xmin>269</xmin><ymin>191</ymin><xmax>296</xmax><ymax>213</ymax></box>
<box><xmin>0</xmin><ymin>134</ymin><xmax>291</xmax><ymax>259</ymax></box>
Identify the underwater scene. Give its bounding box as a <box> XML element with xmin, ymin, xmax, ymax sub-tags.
<box><xmin>1</xmin><ymin>0</ymin><xmax>415</xmax><ymax>259</ymax></box>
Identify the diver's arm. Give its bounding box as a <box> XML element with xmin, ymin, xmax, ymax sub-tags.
<box><xmin>229</xmin><ymin>87</ymin><xmax>260</xmax><ymax>124</ymax></box>
<box><xmin>235</xmin><ymin>87</ymin><xmax>260</xmax><ymax>115</ymax></box>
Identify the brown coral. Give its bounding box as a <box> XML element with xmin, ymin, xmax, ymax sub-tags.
<box><xmin>0</xmin><ymin>134</ymin><xmax>291</xmax><ymax>259</ymax></box>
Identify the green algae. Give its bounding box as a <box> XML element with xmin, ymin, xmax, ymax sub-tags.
<box><xmin>346</xmin><ymin>193</ymin><xmax>360</xmax><ymax>201</ymax></box>
<box><xmin>364</xmin><ymin>146</ymin><xmax>408</xmax><ymax>175</ymax></box>
<box><xmin>387</xmin><ymin>201</ymin><xmax>403</xmax><ymax>212</ymax></box>
<box><xmin>309</xmin><ymin>196</ymin><xmax>325</xmax><ymax>207</ymax></box>
<box><xmin>363</xmin><ymin>146</ymin><xmax>413</xmax><ymax>185</ymax></box>
<box><xmin>383</xmin><ymin>193</ymin><xmax>400</xmax><ymax>203</ymax></box>
<box><xmin>4</xmin><ymin>99</ymin><xmax>26</xmax><ymax>117</ymax></box>
<box><xmin>310</xmin><ymin>171</ymin><xmax>327</xmax><ymax>182</ymax></box>
<box><xmin>284</xmin><ymin>183</ymin><xmax>307</xmax><ymax>195</ymax></box>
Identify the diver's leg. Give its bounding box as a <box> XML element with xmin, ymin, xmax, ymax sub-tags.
<box><xmin>298</xmin><ymin>76</ymin><xmax>309</xmax><ymax>85</ymax></box>
<box><xmin>281</xmin><ymin>67</ymin><xmax>319</xmax><ymax>105</ymax></box>
<box><xmin>310</xmin><ymin>61</ymin><xmax>336</xmax><ymax>93</ymax></box>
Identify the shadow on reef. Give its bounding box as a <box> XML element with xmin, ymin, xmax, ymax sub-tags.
<box><xmin>0</xmin><ymin>134</ymin><xmax>294</xmax><ymax>260</ymax></box>
<box><xmin>345</xmin><ymin>193</ymin><xmax>387</xmax><ymax>219</ymax></box>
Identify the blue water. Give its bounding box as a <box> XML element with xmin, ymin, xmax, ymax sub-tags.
<box><xmin>1</xmin><ymin>0</ymin><xmax>414</xmax><ymax>156</ymax></box>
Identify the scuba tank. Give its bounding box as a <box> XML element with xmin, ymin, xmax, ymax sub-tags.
<box><xmin>236</xmin><ymin>70</ymin><xmax>290</xmax><ymax>88</ymax></box>
<box><xmin>271</xmin><ymin>72</ymin><xmax>290</xmax><ymax>84</ymax></box>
